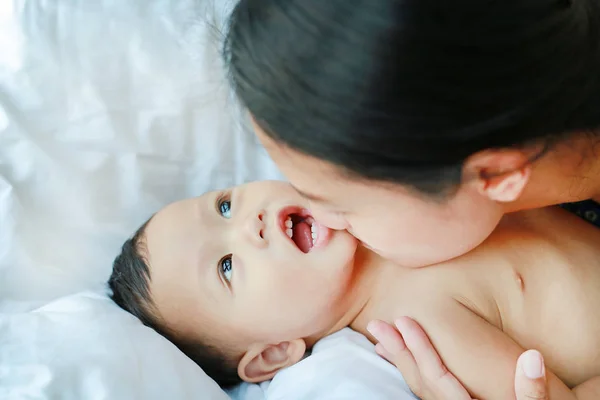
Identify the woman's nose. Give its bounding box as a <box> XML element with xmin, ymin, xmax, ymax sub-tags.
<box><xmin>243</xmin><ymin>210</ymin><xmax>267</xmax><ymax>247</ymax></box>
<box><xmin>309</xmin><ymin>204</ymin><xmax>348</xmax><ymax>230</ymax></box>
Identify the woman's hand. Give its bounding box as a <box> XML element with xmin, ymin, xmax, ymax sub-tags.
<box><xmin>367</xmin><ymin>317</ymin><xmax>549</xmax><ymax>400</ymax></box>
<box><xmin>367</xmin><ymin>318</ymin><xmax>471</xmax><ymax>399</ymax></box>
<box><xmin>514</xmin><ymin>349</ymin><xmax>549</xmax><ymax>400</ymax></box>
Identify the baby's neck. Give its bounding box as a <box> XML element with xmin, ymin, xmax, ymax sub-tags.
<box><xmin>309</xmin><ymin>246</ymin><xmax>410</xmax><ymax>346</ymax></box>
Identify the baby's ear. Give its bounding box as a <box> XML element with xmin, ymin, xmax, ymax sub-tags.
<box><xmin>237</xmin><ymin>339</ymin><xmax>306</xmax><ymax>383</ymax></box>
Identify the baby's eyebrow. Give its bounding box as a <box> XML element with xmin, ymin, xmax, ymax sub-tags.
<box><xmin>195</xmin><ymin>238</ymin><xmax>217</xmax><ymax>296</ymax></box>
<box><xmin>193</xmin><ymin>198</ymin><xmax>211</xmax><ymax>264</ymax></box>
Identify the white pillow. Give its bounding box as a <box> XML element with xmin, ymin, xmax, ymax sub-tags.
<box><xmin>1</xmin><ymin>293</ymin><xmax>416</xmax><ymax>400</ymax></box>
<box><xmin>0</xmin><ymin>292</ymin><xmax>230</xmax><ymax>400</ymax></box>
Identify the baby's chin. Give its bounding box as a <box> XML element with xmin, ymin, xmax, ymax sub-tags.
<box><xmin>326</xmin><ymin>237</ymin><xmax>362</xmax><ymax>291</ymax></box>
<box><xmin>326</xmin><ymin>232</ymin><xmax>360</xmax><ymax>270</ymax></box>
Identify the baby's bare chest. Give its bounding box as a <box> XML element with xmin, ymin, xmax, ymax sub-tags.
<box><xmin>486</xmin><ymin>252</ymin><xmax>600</xmax><ymax>387</ymax></box>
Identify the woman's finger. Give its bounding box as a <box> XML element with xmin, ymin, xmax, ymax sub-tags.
<box><xmin>394</xmin><ymin>317</ymin><xmax>450</xmax><ymax>380</ymax></box>
<box><xmin>395</xmin><ymin>317</ymin><xmax>472</xmax><ymax>399</ymax></box>
<box><xmin>375</xmin><ymin>342</ymin><xmax>394</xmax><ymax>363</ymax></box>
<box><xmin>368</xmin><ymin>320</ymin><xmax>423</xmax><ymax>396</ymax></box>
<box><xmin>368</xmin><ymin>320</ymin><xmax>407</xmax><ymax>355</ymax></box>
<box><xmin>514</xmin><ymin>350</ymin><xmax>548</xmax><ymax>400</ymax></box>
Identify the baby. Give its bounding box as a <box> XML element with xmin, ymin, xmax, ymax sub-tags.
<box><xmin>108</xmin><ymin>180</ymin><xmax>600</xmax><ymax>399</ymax></box>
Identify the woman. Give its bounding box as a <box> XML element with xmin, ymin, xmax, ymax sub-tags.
<box><xmin>223</xmin><ymin>0</ymin><xmax>600</xmax><ymax>398</ymax></box>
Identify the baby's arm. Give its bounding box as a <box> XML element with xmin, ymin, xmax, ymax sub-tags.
<box><xmin>416</xmin><ymin>299</ymin><xmax>579</xmax><ymax>400</ymax></box>
<box><xmin>573</xmin><ymin>377</ymin><xmax>600</xmax><ymax>399</ymax></box>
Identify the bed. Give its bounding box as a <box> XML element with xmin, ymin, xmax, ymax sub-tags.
<box><xmin>0</xmin><ymin>1</ymin><xmax>417</xmax><ymax>399</ymax></box>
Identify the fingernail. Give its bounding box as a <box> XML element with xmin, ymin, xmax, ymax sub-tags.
<box><xmin>367</xmin><ymin>321</ymin><xmax>380</xmax><ymax>338</ymax></box>
<box><xmin>394</xmin><ymin>318</ymin><xmax>407</xmax><ymax>331</ymax></box>
<box><xmin>522</xmin><ymin>350</ymin><xmax>545</xmax><ymax>379</ymax></box>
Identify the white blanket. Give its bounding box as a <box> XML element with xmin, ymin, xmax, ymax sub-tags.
<box><xmin>0</xmin><ymin>1</ymin><xmax>418</xmax><ymax>399</ymax></box>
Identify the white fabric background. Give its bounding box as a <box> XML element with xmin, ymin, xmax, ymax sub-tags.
<box><xmin>0</xmin><ymin>0</ymin><xmax>279</xmax><ymax>303</ymax></box>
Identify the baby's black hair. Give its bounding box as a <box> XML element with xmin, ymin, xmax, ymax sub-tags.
<box><xmin>108</xmin><ymin>222</ymin><xmax>242</xmax><ymax>388</ymax></box>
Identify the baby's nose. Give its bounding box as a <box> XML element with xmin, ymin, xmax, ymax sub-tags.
<box><xmin>244</xmin><ymin>210</ymin><xmax>267</xmax><ymax>247</ymax></box>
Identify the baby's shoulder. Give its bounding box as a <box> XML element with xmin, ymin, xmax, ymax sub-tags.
<box><xmin>408</xmin><ymin>264</ymin><xmax>502</xmax><ymax>329</ymax></box>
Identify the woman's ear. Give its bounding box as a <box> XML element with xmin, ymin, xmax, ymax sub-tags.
<box><xmin>464</xmin><ymin>148</ymin><xmax>533</xmax><ymax>203</ymax></box>
<box><xmin>237</xmin><ymin>339</ymin><xmax>306</xmax><ymax>383</ymax></box>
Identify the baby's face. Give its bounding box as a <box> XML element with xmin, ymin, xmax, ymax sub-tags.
<box><xmin>144</xmin><ymin>180</ymin><xmax>359</xmax><ymax>352</ymax></box>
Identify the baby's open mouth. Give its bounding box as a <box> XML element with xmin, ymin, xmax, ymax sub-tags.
<box><xmin>278</xmin><ymin>207</ymin><xmax>319</xmax><ymax>253</ymax></box>
<box><xmin>284</xmin><ymin>213</ymin><xmax>316</xmax><ymax>253</ymax></box>
<box><xmin>278</xmin><ymin>206</ymin><xmax>330</xmax><ymax>253</ymax></box>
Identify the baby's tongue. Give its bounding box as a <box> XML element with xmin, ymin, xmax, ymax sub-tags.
<box><xmin>292</xmin><ymin>221</ymin><xmax>313</xmax><ymax>253</ymax></box>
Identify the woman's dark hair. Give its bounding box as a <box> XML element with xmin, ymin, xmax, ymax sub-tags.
<box><xmin>108</xmin><ymin>223</ymin><xmax>242</xmax><ymax>388</ymax></box>
<box><xmin>224</xmin><ymin>0</ymin><xmax>600</xmax><ymax>194</ymax></box>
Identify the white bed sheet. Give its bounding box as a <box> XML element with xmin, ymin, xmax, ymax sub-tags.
<box><xmin>0</xmin><ymin>1</ymin><xmax>418</xmax><ymax>399</ymax></box>
<box><xmin>229</xmin><ymin>328</ymin><xmax>417</xmax><ymax>400</ymax></box>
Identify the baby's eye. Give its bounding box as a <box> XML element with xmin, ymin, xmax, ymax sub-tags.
<box><xmin>219</xmin><ymin>255</ymin><xmax>233</xmax><ymax>283</ymax></box>
<box><xmin>218</xmin><ymin>197</ymin><xmax>231</xmax><ymax>219</ymax></box>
